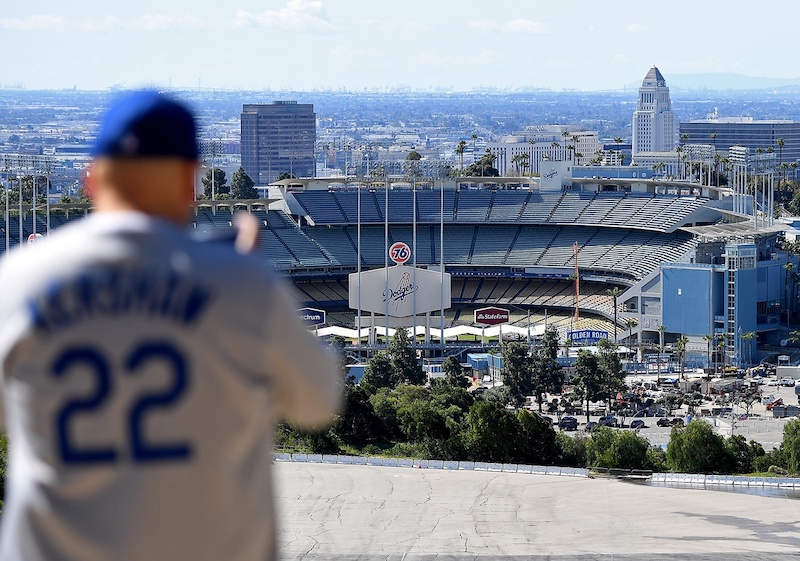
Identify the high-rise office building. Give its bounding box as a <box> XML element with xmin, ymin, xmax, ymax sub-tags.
<box><xmin>679</xmin><ymin>117</ymin><xmax>800</xmax><ymax>167</ymax></box>
<box><xmin>632</xmin><ymin>67</ymin><xmax>675</xmax><ymax>154</ymax></box>
<box><xmin>241</xmin><ymin>101</ymin><xmax>316</xmax><ymax>185</ymax></box>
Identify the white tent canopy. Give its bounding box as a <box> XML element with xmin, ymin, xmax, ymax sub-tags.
<box><xmin>314</xmin><ymin>322</ymin><xmax>549</xmax><ymax>341</ymax></box>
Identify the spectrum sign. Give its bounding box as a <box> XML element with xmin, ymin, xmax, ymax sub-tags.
<box><xmin>474</xmin><ymin>307</ymin><xmax>509</xmax><ymax>326</ymax></box>
<box><xmin>296</xmin><ymin>307</ymin><xmax>326</xmax><ymax>326</ymax></box>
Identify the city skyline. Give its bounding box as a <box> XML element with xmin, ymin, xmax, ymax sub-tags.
<box><xmin>2</xmin><ymin>0</ymin><xmax>799</xmax><ymax>92</ymax></box>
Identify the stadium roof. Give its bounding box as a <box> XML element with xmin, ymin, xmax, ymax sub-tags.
<box><xmin>681</xmin><ymin>220</ymin><xmax>787</xmax><ymax>241</ymax></box>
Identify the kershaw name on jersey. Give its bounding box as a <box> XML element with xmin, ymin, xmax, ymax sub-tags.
<box><xmin>27</xmin><ymin>268</ymin><xmax>213</xmax><ymax>334</ymax></box>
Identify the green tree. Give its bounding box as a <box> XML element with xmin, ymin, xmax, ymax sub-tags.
<box><xmin>781</xmin><ymin>417</ymin><xmax>800</xmax><ymax>473</ymax></box>
<box><xmin>455</xmin><ymin>140</ymin><xmax>467</xmax><ymax>172</ymax></box>
<box><xmin>361</xmin><ymin>352</ymin><xmax>399</xmax><ymax>395</ymax></box>
<box><xmin>406</xmin><ymin>150</ymin><xmax>422</xmax><ymax>161</ymax></box>
<box><xmin>585</xmin><ymin>426</ymin><xmax>650</xmax><ymax>469</ymax></box>
<box><xmin>556</xmin><ymin>431</ymin><xmax>587</xmax><ymax>467</ymax></box>
<box><xmin>229</xmin><ymin>167</ymin><xmax>258</xmax><ymax>199</ymax></box>
<box><xmin>530</xmin><ymin>326</ymin><xmax>563</xmax><ymax>412</ymax></box>
<box><xmin>463</xmin><ymin>149</ymin><xmax>499</xmax><ymax>177</ymax></box>
<box><xmin>202</xmin><ymin>167</ymin><xmax>228</xmax><ymax>199</ymax></box>
<box><xmin>725</xmin><ymin>435</ymin><xmax>765</xmax><ymax>474</ymax></box>
<box><xmin>388</xmin><ymin>328</ymin><xmax>425</xmax><ymax>385</ymax></box>
<box><xmin>596</xmin><ymin>338</ymin><xmax>626</xmax><ymax>413</ymax></box>
<box><xmin>462</xmin><ymin>401</ymin><xmax>520</xmax><ymax>463</ymax></box>
<box><xmin>574</xmin><ymin>349</ymin><xmax>602</xmax><ymax>422</ymax></box>
<box><xmin>606</xmin><ymin>287</ymin><xmax>622</xmax><ymax>341</ymax></box>
<box><xmin>501</xmin><ymin>341</ymin><xmax>533</xmax><ymax>407</ymax></box>
<box><xmin>667</xmin><ymin>420</ymin><xmax>732</xmax><ymax>473</ymax></box>
<box><xmin>516</xmin><ymin>409</ymin><xmax>558</xmax><ymax>465</ymax></box>
<box><xmin>396</xmin><ymin>393</ymin><xmax>449</xmax><ymax>443</ymax></box>
<box><xmin>329</xmin><ymin>335</ymin><xmax>350</xmax><ymax>382</ymax></box>
<box><xmin>441</xmin><ymin>355</ymin><xmax>469</xmax><ymax>388</ymax></box>
<box><xmin>0</xmin><ymin>432</ymin><xmax>7</xmax><ymax>508</ymax></box>
<box><xmin>4</xmin><ymin>175</ymin><xmax>48</xmax><ymax>205</ymax></box>
<box><xmin>334</xmin><ymin>384</ymin><xmax>381</xmax><ymax>444</ymax></box>
<box><xmin>369</xmin><ymin>387</ymin><xmax>403</xmax><ymax>440</ymax></box>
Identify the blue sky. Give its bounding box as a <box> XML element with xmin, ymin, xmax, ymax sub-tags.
<box><xmin>1</xmin><ymin>0</ymin><xmax>797</xmax><ymax>91</ymax></box>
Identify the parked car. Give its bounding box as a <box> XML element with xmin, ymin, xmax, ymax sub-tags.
<box><xmin>766</xmin><ymin>379</ymin><xmax>780</xmax><ymax>386</ymax></box>
<box><xmin>584</xmin><ymin>421</ymin><xmax>598</xmax><ymax>431</ymax></box>
<box><xmin>630</xmin><ymin>419</ymin><xmax>647</xmax><ymax>430</ymax></box>
<box><xmin>779</xmin><ymin>377</ymin><xmax>797</xmax><ymax>387</ymax></box>
<box><xmin>558</xmin><ymin>416</ymin><xmax>578</xmax><ymax>431</ymax></box>
<box><xmin>656</xmin><ymin>417</ymin><xmax>672</xmax><ymax>427</ymax></box>
<box><xmin>670</xmin><ymin>418</ymin><xmax>685</xmax><ymax>427</ymax></box>
<box><xmin>598</xmin><ymin>415</ymin><xmax>619</xmax><ymax>427</ymax></box>
<box><xmin>534</xmin><ymin>413</ymin><xmax>553</xmax><ymax>427</ymax></box>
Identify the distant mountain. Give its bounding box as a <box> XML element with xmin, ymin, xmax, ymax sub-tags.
<box><xmin>626</xmin><ymin>73</ymin><xmax>800</xmax><ymax>92</ymax></box>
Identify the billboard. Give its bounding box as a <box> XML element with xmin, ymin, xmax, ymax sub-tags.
<box><xmin>348</xmin><ymin>265</ymin><xmax>451</xmax><ymax>318</ymax></box>
<box><xmin>474</xmin><ymin>307</ymin><xmax>509</xmax><ymax>326</ymax></box>
<box><xmin>568</xmin><ymin>329</ymin><xmax>609</xmax><ymax>345</ymax></box>
<box><xmin>296</xmin><ymin>307</ymin><xmax>326</xmax><ymax>326</ymax></box>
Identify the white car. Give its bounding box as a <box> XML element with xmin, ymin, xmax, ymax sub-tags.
<box><xmin>779</xmin><ymin>377</ymin><xmax>797</xmax><ymax>387</ymax></box>
<box><xmin>766</xmin><ymin>379</ymin><xmax>780</xmax><ymax>386</ymax></box>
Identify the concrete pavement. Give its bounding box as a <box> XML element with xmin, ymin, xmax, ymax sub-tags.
<box><xmin>275</xmin><ymin>462</ymin><xmax>800</xmax><ymax>560</ymax></box>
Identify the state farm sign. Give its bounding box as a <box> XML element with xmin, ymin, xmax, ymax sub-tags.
<box><xmin>474</xmin><ymin>307</ymin><xmax>509</xmax><ymax>326</ymax></box>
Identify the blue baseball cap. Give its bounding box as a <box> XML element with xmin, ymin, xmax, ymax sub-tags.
<box><xmin>92</xmin><ymin>90</ymin><xmax>198</xmax><ymax>160</ymax></box>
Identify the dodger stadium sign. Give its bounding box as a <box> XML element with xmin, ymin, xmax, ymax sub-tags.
<box><xmin>349</xmin><ymin>265</ymin><xmax>451</xmax><ymax>318</ymax></box>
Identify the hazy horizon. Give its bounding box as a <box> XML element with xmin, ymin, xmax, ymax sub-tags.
<box><xmin>2</xmin><ymin>0</ymin><xmax>798</xmax><ymax>92</ymax></box>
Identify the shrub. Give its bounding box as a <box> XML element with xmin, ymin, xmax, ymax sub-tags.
<box><xmin>556</xmin><ymin>432</ymin><xmax>587</xmax><ymax>468</ymax></box>
<box><xmin>667</xmin><ymin>420</ymin><xmax>733</xmax><ymax>473</ymax></box>
<box><xmin>586</xmin><ymin>427</ymin><xmax>649</xmax><ymax>470</ymax></box>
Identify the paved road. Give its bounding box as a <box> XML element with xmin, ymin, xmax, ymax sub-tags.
<box><xmin>275</xmin><ymin>462</ymin><xmax>800</xmax><ymax>561</ymax></box>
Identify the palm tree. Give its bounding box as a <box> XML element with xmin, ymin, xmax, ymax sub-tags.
<box><xmin>716</xmin><ymin>336</ymin><xmax>727</xmax><ymax>375</ymax></box>
<box><xmin>606</xmin><ymin>287</ymin><xmax>622</xmax><ymax>341</ymax></box>
<box><xmin>511</xmin><ymin>153</ymin><xmax>522</xmax><ymax>175</ymax></box>
<box><xmin>676</xmin><ymin>335</ymin><xmax>689</xmax><ymax>379</ymax></box>
<box><xmin>455</xmin><ymin>140</ymin><xmax>467</xmax><ymax>173</ymax></box>
<box><xmin>786</xmin><ymin>262</ymin><xmax>795</xmax><ymax>331</ymax></box>
<box><xmin>703</xmin><ymin>334</ymin><xmax>714</xmax><ymax>376</ymax></box>
<box><xmin>657</xmin><ymin>324</ymin><xmax>667</xmax><ymax>384</ymax></box>
<box><xmin>680</xmin><ymin>133</ymin><xmax>690</xmax><ymax>180</ymax></box>
<box><xmin>777</xmin><ymin>137</ymin><xmax>786</xmax><ymax>192</ymax></box>
<box><xmin>740</xmin><ymin>331</ymin><xmax>756</xmax><ymax>368</ymax></box>
<box><xmin>623</xmin><ymin>318</ymin><xmax>638</xmax><ymax>360</ymax></box>
<box><xmin>519</xmin><ymin>152</ymin><xmax>530</xmax><ymax>176</ymax></box>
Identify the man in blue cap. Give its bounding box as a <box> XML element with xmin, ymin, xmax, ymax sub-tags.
<box><xmin>0</xmin><ymin>90</ymin><xmax>340</xmax><ymax>561</ymax></box>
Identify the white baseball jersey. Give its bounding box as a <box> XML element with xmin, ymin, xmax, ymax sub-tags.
<box><xmin>0</xmin><ymin>211</ymin><xmax>340</xmax><ymax>561</ymax></box>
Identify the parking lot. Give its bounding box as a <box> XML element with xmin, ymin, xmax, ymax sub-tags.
<box><xmin>540</xmin><ymin>380</ymin><xmax>800</xmax><ymax>451</ymax></box>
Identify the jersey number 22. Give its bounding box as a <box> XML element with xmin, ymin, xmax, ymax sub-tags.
<box><xmin>52</xmin><ymin>342</ymin><xmax>192</xmax><ymax>465</ymax></box>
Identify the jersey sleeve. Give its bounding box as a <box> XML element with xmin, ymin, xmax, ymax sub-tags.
<box><xmin>260</xmin><ymin>281</ymin><xmax>342</xmax><ymax>430</ymax></box>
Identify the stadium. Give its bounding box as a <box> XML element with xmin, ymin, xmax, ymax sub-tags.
<box><xmin>1</xmin><ymin>168</ymin><xmax>791</xmax><ymax>368</ymax></box>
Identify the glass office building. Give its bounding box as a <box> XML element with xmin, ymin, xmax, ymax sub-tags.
<box><xmin>241</xmin><ymin>101</ymin><xmax>316</xmax><ymax>185</ymax></box>
<box><xmin>679</xmin><ymin>118</ymin><xmax>800</xmax><ymax>169</ymax></box>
